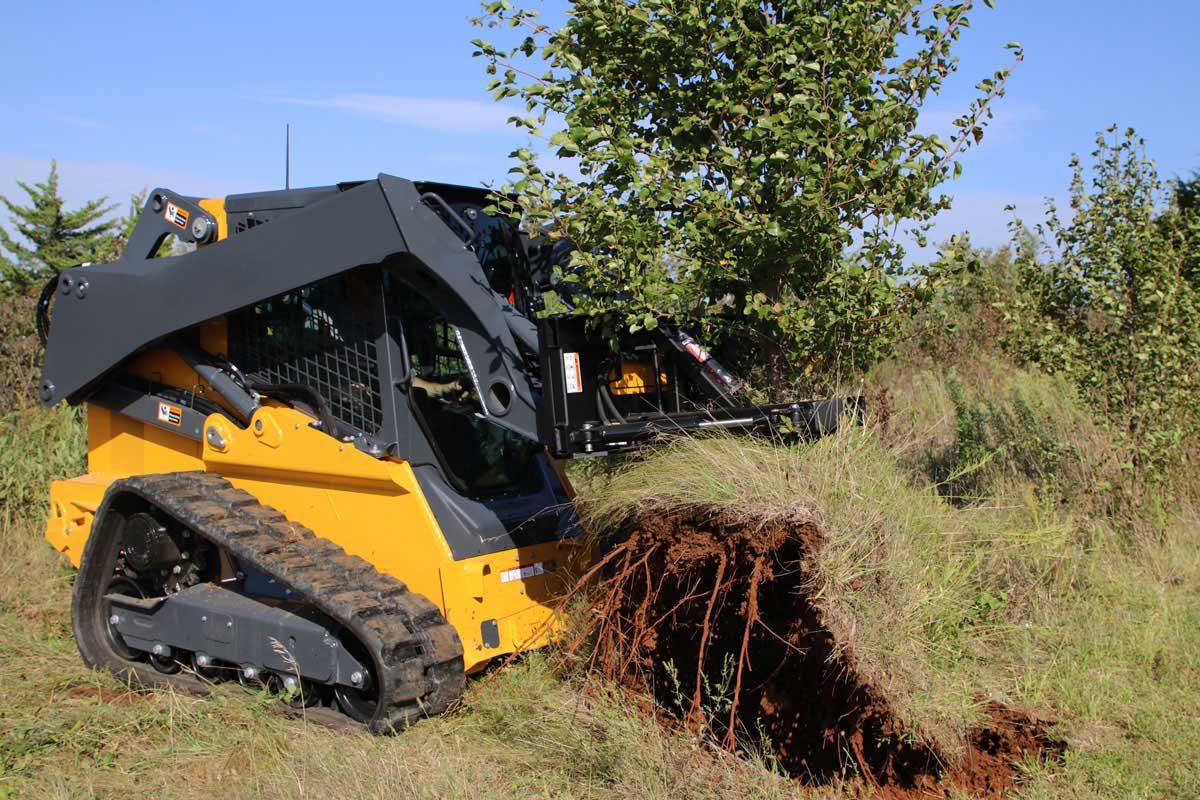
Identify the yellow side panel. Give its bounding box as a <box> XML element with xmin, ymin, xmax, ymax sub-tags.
<box><xmin>438</xmin><ymin>541</ymin><xmax>580</xmax><ymax>671</ymax></box>
<box><xmin>45</xmin><ymin>473</ymin><xmax>112</xmax><ymax>568</ymax></box>
<box><xmin>50</xmin><ymin>400</ymin><xmax>584</xmax><ymax>672</ymax></box>
<box><xmin>86</xmin><ymin>406</ymin><xmax>204</xmax><ymax>476</ymax></box>
<box><xmin>203</xmin><ymin>407</ymin><xmax>583</xmax><ymax>673</ymax></box>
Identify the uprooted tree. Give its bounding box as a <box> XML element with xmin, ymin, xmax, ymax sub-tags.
<box><xmin>473</xmin><ymin>0</ymin><xmax>1021</xmax><ymax>395</ymax></box>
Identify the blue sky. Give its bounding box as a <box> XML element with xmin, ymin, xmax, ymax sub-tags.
<box><xmin>2</xmin><ymin>1</ymin><xmax>1198</xmax><ymax>260</ymax></box>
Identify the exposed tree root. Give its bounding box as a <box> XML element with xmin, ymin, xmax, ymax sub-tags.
<box><xmin>565</xmin><ymin>507</ymin><xmax>1065</xmax><ymax>798</ymax></box>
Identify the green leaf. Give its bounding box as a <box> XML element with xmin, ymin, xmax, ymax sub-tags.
<box><xmin>473</xmin><ymin>0</ymin><xmax>1017</xmax><ymax>393</ymax></box>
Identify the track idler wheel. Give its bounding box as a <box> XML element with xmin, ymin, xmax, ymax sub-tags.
<box><xmin>103</xmin><ymin>576</ymin><xmax>145</xmax><ymax>662</ymax></box>
<box><xmin>148</xmin><ymin>646</ymin><xmax>182</xmax><ymax>674</ymax></box>
<box><xmin>191</xmin><ymin>651</ymin><xmax>222</xmax><ymax>680</ymax></box>
<box><xmin>333</xmin><ymin>678</ymin><xmax>379</xmax><ymax>723</ymax></box>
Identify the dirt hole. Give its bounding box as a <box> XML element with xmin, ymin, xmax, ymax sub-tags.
<box><xmin>566</xmin><ymin>508</ymin><xmax>1065</xmax><ymax>798</ymax></box>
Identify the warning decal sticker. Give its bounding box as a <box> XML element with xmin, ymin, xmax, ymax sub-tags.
<box><xmin>563</xmin><ymin>352</ymin><xmax>583</xmax><ymax>394</ymax></box>
<box><xmin>156</xmin><ymin>402</ymin><xmax>183</xmax><ymax>426</ymax></box>
<box><xmin>500</xmin><ymin>561</ymin><xmax>554</xmax><ymax>584</ymax></box>
<box><xmin>164</xmin><ymin>202</ymin><xmax>189</xmax><ymax>230</ymax></box>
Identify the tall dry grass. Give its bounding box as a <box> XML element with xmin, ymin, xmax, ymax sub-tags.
<box><xmin>0</xmin><ymin>285</ymin><xmax>1196</xmax><ymax>797</ymax></box>
<box><xmin>573</xmin><ymin>357</ymin><xmax>1200</xmax><ymax>797</ymax></box>
<box><xmin>579</xmin><ymin>426</ymin><xmax>1076</xmax><ymax>753</ymax></box>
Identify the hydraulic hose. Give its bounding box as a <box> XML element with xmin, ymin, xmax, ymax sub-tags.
<box><xmin>174</xmin><ymin>342</ymin><xmax>259</xmax><ymax>424</ymax></box>
<box><xmin>598</xmin><ymin>384</ymin><xmax>627</xmax><ymax>424</ymax></box>
<box><xmin>36</xmin><ymin>270</ymin><xmax>61</xmax><ymax>347</ymax></box>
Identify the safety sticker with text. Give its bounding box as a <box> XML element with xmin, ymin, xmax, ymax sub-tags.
<box><xmin>562</xmin><ymin>352</ymin><xmax>583</xmax><ymax>394</ymax></box>
<box><xmin>157</xmin><ymin>402</ymin><xmax>183</xmax><ymax>426</ymax></box>
<box><xmin>500</xmin><ymin>561</ymin><xmax>553</xmax><ymax>584</ymax></box>
<box><xmin>164</xmin><ymin>202</ymin><xmax>189</xmax><ymax>230</ymax></box>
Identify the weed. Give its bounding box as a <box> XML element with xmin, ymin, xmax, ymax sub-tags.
<box><xmin>0</xmin><ymin>405</ymin><xmax>85</xmax><ymax>524</ymax></box>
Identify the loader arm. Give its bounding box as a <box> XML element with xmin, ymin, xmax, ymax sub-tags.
<box><xmin>40</xmin><ymin>175</ymin><xmax>540</xmax><ymax>443</ymax></box>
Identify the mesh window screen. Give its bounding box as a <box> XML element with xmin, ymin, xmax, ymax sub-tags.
<box><xmin>228</xmin><ymin>271</ymin><xmax>384</xmax><ymax>434</ymax></box>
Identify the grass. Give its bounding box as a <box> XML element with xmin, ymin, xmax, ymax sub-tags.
<box><xmin>1</xmin><ymin>359</ymin><xmax>1198</xmax><ymax>798</ymax></box>
<box><xmin>0</xmin><ymin>405</ymin><xmax>85</xmax><ymax>527</ymax></box>
<box><xmin>1006</xmin><ymin>516</ymin><xmax>1200</xmax><ymax>799</ymax></box>
<box><xmin>0</xmin><ymin>399</ymin><xmax>808</xmax><ymax>799</ymax></box>
<box><xmin>579</xmin><ymin>427</ymin><xmax>1075</xmax><ymax>754</ymax></box>
<box><xmin>870</xmin><ymin>355</ymin><xmax>1118</xmax><ymax>508</ymax></box>
<box><xmin>0</xmin><ymin>510</ymin><xmax>810</xmax><ymax>800</ymax></box>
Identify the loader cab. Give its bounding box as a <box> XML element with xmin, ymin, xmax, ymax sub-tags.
<box><xmin>385</xmin><ymin>272</ymin><xmax>542</xmax><ymax>500</ymax></box>
<box><xmin>378</xmin><ymin>264</ymin><xmax>574</xmax><ymax>556</ymax></box>
<box><xmin>211</xmin><ymin>177</ymin><xmax>575</xmax><ymax>560</ymax></box>
<box><xmin>222</xmin><ymin>258</ymin><xmax>574</xmax><ymax>559</ymax></box>
<box><xmin>412</xmin><ymin>182</ymin><xmax>542</xmax><ymax>319</ymax></box>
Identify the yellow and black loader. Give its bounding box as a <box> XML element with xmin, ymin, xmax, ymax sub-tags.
<box><xmin>36</xmin><ymin>175</ymin><xmax>851</xmax><ymax>731</ymax></box>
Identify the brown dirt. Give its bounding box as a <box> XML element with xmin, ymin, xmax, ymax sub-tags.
<box><xmin>64</xmin><ymin>682</ymin><xmax>141</xmax><ymax>705</ymax></box>
<box><xmin>567</xmin><ymin>507</ymin><xmax>1064</xmax><ymax>798</ymax></box>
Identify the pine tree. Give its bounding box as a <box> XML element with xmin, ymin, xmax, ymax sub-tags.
<box><xmin>0</xmin><ymin>161</ymin><xmax>116</xmax><ymax>295</ymax></box>
<box><xmin>110</xmin><ymin>189</ymin><xmax>146</xmax><ymax>257</ymax></box>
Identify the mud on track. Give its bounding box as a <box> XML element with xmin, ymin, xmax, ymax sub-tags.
<box><xmin>567</xmin><ymin>508</ymin><xmax>1064</xmax><ymax>798</ymax></box>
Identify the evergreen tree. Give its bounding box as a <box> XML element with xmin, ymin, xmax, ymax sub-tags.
<box><xmin>0</xmin><ymin>161</ymin><xmax>116</xmax><ymax>295</ymax></box>
<box><xmin>1177</xmin><ymin>171</ymin><xmax>1199</xmax><ymax>214</ymax></box>
<box><xmin>1171</xmin><ymin>171</ymin><xmax>1200</xmax><ymax>288</ymax></box>
<box><xmin>0</xmin><ymin>250</ymin><xmax>15</xmax><ymax>293</ymax></box>
<box><xmin>110</xmin><ymin>189</ymin><xmax>147</xmax><ymax>257</ymax></box>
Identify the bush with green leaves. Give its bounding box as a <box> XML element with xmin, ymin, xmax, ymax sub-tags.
<box><xmin>1004</xmin><ymin>128</ymin><xmax>1200</xmax><ymax>475</ymax></box>
<box><xmin>473</xmin><ymin>0</ymin><xmax>1020</xmax><ymax>394</ymax></box>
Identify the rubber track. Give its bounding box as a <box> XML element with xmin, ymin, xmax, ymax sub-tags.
<box><xmin>89</xmin><ymin>471</ymin><xmax>465</xmax><ymax>733</ymax></box>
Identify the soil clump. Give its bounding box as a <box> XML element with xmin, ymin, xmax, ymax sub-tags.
<box><xmin>568</xmin><ymin>508</ymin><xmax>1064</xmax><ymax>798</ymax></box>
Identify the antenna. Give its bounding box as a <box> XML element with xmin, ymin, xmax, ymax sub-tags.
<box><xmin>285</xmin><ymin>123</ymin><xmax>291</xmax><ymax>190</ymax></box>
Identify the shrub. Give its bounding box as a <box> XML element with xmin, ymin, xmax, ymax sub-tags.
<box><xmin>1004</xmin><ymin>127</ymin><xmax>1200</xmax><ymax>476</ymax></box>
<box><xmin>0</xmin><ymin>291</ymin><xmax>42</xmax><ymax>411</ymax></box>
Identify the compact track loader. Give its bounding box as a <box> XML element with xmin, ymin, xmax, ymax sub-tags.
<box><xmin>36</xmin><ymin>175</ymin><xmax>851</xmax><ymax>731</ymax></box>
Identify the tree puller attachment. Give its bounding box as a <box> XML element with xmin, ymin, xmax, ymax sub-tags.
<box><xmin>37</xmin><ymin>175</ymin><xmax>858</xmax><ymax>731</ymax></box>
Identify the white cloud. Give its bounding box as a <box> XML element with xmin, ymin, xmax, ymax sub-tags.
<box><xmin>903</xmin><ymin>189</ymin><xmax>1066</xmax><ymax>264</ymax></box>
<box><xmin>269</xmin><ymin>93</ymin><xmax>522</xmax><ymax>136</ymax></box>
<box><xmin>918</xmin><ymin>102</ymin><xmax>1043</xmax><ymax>146</ymax></box>
<box><xmin>42</xmin><ymin>112</ymin><xmax>103</xmax><ymax>130</ymax></box>
<box><xmin>0</xmin><ymin>153</ymin><xmax>233</xmax><ymax>216</ymax></box>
